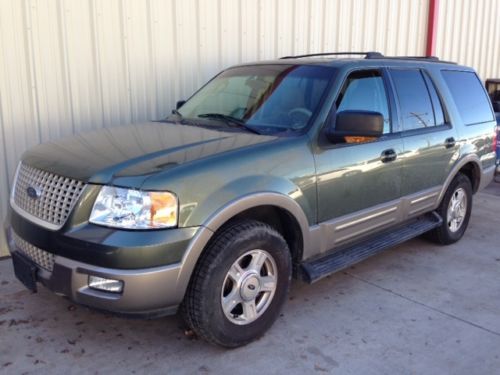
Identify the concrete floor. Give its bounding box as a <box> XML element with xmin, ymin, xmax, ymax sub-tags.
<box><xmin>1</xmin><ymin>183</ymin><xmax>499</xmax><ymax>375</ymax></box>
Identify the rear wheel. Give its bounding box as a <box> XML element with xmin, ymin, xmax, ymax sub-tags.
<box><xmin>182</xmin><ymin>220</ymin><xmax>292</xmax><ymax>347</ymax></box>
<box><xmin>427</xmin><ymin>173</ymin><xmax>472</xmax><ymax>245</ymax></box>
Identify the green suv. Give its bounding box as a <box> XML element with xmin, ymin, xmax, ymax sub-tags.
<box><xmin>5</xmin><ymin>52</ymin><xmax>497</xmax><ymax>347</ymax></box>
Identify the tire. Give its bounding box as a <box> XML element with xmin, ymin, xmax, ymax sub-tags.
<box><xmin>427</xmin><ymin>173</ymin><xmax>472</xmax><ymax>245</ymax></box>
<box><xmin>182</xmin><ymin>220</ymin><xmax>292</xmax><ymax>348</ymax></box>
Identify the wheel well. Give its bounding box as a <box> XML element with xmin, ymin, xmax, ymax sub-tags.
<box><xmin>458</xmin><ymin>162</ymin><xmax>480</xmax><ymax>193</ymax></box>
<box><xmin>224</xmin><ymin>205</ymin><xmax>304</xmax><ymax>263</ymax></box>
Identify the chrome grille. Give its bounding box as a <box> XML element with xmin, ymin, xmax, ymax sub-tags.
<box><xmin>12</xmin><ymin>231</ymin><xmax>55</xmax><ymax>272</ymax></box>
<box><xmin>12</xmin><ymin>163</ymin><xmax>86</xmax><ymax>229</ymax></box>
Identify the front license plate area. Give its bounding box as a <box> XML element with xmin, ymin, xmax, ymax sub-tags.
<box><xmin>12</xmin><ymin>252</ymin><xmax>38</xmax><ymax>292</ymax></box>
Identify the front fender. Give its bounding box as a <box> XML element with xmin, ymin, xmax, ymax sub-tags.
<box><xmin>201</xmin><ymin>190</ymin><xmax>311</xmax><ymax>244</ymax></box>
<box><xmin>182</xmin><ymin>175</ymin><xmax>313</xmax><ymax>230</ymax></box>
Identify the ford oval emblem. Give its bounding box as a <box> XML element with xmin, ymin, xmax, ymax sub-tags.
<box><xmin>27</xmin><ymin>186</ymin><xmax>42</xmax><ymax>199</ymax></box>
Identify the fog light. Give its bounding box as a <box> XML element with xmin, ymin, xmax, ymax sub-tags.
<box><xmin>88</xmin><ymin>275</ymin><xmax>124</xmax><ymax>293</ymax></box>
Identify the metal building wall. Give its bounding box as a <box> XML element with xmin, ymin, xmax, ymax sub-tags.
<box><xmin>0</xmin><ymin>0</ymin><xmax>496</xmax><ymax>256</ymax></box>
<box><xmin>435</xmin><ymin>0</ymin><xmax>500</xmax><ymax>81</ymax></box>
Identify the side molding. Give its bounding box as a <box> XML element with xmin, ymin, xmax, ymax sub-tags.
<box><xmin>306</xmin><ymin>186</ymin><xmax>442</xmax><ymax>258</ymax></box>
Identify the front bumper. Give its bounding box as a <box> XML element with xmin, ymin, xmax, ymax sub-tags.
<box><xmin>5</xmin><ymin>220</ymin><xmax>211</xmax><ymax>317</ymax></box>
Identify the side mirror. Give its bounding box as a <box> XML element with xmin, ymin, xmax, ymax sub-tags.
<box><xmin>326</xmin><ymin>110</ymin><xmax>384</xmax><ymax>143</ymax></box>
<box><xmin>176</xmin><ymin>100</ymin><xmax>186</xmax><ymax>110</ymax></box>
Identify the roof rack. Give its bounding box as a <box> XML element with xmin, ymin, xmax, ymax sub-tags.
<box><xmin>376</xmin><ymin>55</ymin><xmax>456</xmax><ymax>64</ymax></box>
<box><xmin>279</xmin><ymin>52</ymin><xmax>456</xmax><ymax>64</ymax></box>
<box><xmin>376</xmin><ymin>55</ymin><xmax>440</xmax><ymax>61</ymax></box>
<box><xmin>279</xmin><ymin>51</ymin><xmax>384</xmax><ymax>59</ymax></box>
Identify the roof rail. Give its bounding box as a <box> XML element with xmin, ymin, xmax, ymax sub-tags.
<box><xmin>280</xmin><ymin>51</ymin><xmax>384</xmax><ymax>59</ymax></box>
<box><xmin>279</xmin><ymin>52</ymin><xmax>457</xmax><ymax>64</ymax></box>
<box><xmin>370</xmin><ymin>55</ymin><xmax>457</xmax><ymax>64</ymax></box>
<box><xmin>372</xmin><ymin>55</ymin><xmax>440</xmax><ymax>61</ymax></box>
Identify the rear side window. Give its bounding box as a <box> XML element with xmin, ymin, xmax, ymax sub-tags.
<box><xmin>442</xmin><ymin>70</ymin><xmax>494</xmax><ymax>125</ymax></box>
<box><xmin>390</xmin><ymin>69</ymin><xmax>436</xmax><ymax>131</ymax></box>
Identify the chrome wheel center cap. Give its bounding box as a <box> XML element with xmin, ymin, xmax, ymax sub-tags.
<box><xmin>240</xmin><ymin>274</ymin><xmax>261</xmax><ymax>301</ymax></box>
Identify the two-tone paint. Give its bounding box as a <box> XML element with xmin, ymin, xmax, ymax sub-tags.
<box><xmin>5</xmin><ymin>58</ymin><xmax>496</xmax><ymax>316</ymax></box>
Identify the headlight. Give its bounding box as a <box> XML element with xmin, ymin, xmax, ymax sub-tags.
<box><xmin>89</xmin><ymin>186</ymin><xmax>178</xmax><ymax>229</ymax></box>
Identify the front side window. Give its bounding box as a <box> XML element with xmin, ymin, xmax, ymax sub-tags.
<box><xmin>390</xmin><ymin>69</ymin><xmax>436</xmax><ymax>131</ymax></box>
<box><xmin>177</xmin><ymin>65</ymin><xmax>334</xmax><ymax>134</ymax></box>
<box><xmin>442</xmin><ymin>70</ymin><xmax>494</xmax><ymax>125</ymax></box>
<box><xmin>336</xmin><ymin>70</ymin><xmax>391</xmax><ymax>134</ymax></box>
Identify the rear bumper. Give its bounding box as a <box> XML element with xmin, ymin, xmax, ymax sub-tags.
<box><xmin>479</xmin><ymin>164</ymin><xmax>496</xmax><ymax>190</ymax></box>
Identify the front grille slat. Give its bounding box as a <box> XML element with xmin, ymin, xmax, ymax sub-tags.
<box><xmin>12</xmin><ymin>231</ymin><xmax>55</xmax><ymax>272</ymax></box>
<box><xmin>12</xmin><ymin>163</ymin><xmax>86</xmax><ymax>229</ymax></box>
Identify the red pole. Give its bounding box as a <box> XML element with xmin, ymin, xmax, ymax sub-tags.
<box><xmin>426</xmin><ymin>0</ymin><xmax>439</xmax><ymax>56</ymax></box>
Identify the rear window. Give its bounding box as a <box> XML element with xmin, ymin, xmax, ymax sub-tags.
<box><xmin>442</xmin><ymin>70</ymin><xmax>494</xmax><ymax>125</ymax></box>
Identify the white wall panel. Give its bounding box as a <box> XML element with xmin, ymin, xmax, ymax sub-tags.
<box><xmin>0</xmin><ymin>0</ymin><xmax>498</xmax><ymax>255</ymax></box>
<box><xmin>436</xmin><ymin>0</ymin><xmax>500</xmax><ymax>80</ymax></box>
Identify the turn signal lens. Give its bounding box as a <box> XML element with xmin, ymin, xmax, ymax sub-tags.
<box><xmin>150</xmin><ymin>192</ymin><xmax>177</xmax><ymax>226</ymax></box>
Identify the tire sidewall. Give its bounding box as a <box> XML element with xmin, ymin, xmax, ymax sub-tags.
<box><xmin>198</xmin><ymin>223</ymin><xmax>291</xmax><ymax>346</ymax></box>
<box><xmin>441</xmin><ymin>174</ymin><xmax>473</xmax><ymax>243</ymax></box>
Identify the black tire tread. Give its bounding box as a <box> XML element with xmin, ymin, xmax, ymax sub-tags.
<box><xmin>182</xmin><ymin>219</ymin><xmax>288</xmax><ymax>347</ymax></box>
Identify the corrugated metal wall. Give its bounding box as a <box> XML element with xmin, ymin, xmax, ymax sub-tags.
<box><xmin>435</xmin><ymin>0</ymin><xmax>500</xmax><ymax>80</ymax></box>
<box><xmin>0</xmin><ymin>0</ymin><xmax>498</xmax><ymax>256</ymax></box>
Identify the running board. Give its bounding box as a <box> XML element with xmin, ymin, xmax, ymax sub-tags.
<box><xmin>300</xmin><ymin>212</ymin><xmax>443</xmax><ymax>283</ymax></box>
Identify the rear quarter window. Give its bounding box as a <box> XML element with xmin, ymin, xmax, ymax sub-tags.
<box><xmin>441</xmin><ymin>70</ymin><xmax>494</xmax><ymax>125</ymax></box>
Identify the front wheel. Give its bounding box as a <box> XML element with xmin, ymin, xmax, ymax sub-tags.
<box><xmin>427</xmin><ymin>173</ymin><xmax>472</xmax><ymax>245</ymax></box>
<box><xmin>182</xmin><ymin>220</ymin><xmax>292</xmax><ymax>347</ymax></box>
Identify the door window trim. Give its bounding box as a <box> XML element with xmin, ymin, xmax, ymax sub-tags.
<box><xmin>319</xmin><ymin>68</ymin><xmax>400</xmax><ymax>149</ymax></box>
<box><xmin>421</xmin><ymin>71</ymin><xmax>451</xmax><ymax>127</ymax></box>
<box><xmin>386</xmin><ymin>67</ymin><xmax>452</xmax><ymax>135</ymax></box>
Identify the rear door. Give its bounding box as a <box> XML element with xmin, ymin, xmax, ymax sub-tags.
<box><xmin>388</xmin><ymin>68</ymin><xmax>458</xmax><ymax>217</ymax></box>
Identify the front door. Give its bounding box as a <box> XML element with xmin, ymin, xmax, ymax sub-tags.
<box><xmin>314</xmin><ymin>69</ymin><xmax>403</xmax><ymax>250</ymax></box>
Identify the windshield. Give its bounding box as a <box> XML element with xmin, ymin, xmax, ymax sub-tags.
<box><xmin>177</xmin><ymin>64</ymin><xmax>334</xmax><ymax>134</ymax></box>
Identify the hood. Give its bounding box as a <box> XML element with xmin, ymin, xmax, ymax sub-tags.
<box><xmin>22</xmin><ymin>122</ymin><xmax>276</xmax><ymax>185</ymax></box>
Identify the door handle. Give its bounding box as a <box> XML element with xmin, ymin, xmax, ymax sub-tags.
<box><xmin>381</xmin><ymin>149</ymin><xmax>397</xmax><ymax>163</ymax></box>
<box><xmin>444</xmin><ymin>137</ymin><xmax>456</xmax><ymax>149</ymax></box>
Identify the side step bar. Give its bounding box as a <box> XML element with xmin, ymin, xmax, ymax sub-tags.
<box><xmin>300</xmin><ymin>212</ymin><xmax>443</xmax><ymax>283</ymax></box>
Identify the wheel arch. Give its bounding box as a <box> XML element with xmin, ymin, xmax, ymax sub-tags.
<box><xmin>219</xmin><ymin>205</ymin><xmax>304</xmax><ymax>264</ymax></box>
<box><xmin>174</xmin><ymin>193</ymin><xmax>311</xmax><ymax>302</ymax></box>
<box><xmin>457</xmin><ymin>162</ymin><xmax>481</xmax><ymax>193</ymax></box>
<box><xmin>202</xmin><ymin>193</ymin><xmax>310</xmax><ymax>259</ymax></box>
<box><xmin>438</xmin><ymin>155</ymin><xmax>482</xmax><ymax>205</ymax></box>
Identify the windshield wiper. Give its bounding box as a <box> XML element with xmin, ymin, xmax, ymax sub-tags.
<box><xmin>198</xmin><ymin>113</ymin><xmax>261</xmax><ymax>134</ymax></box>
